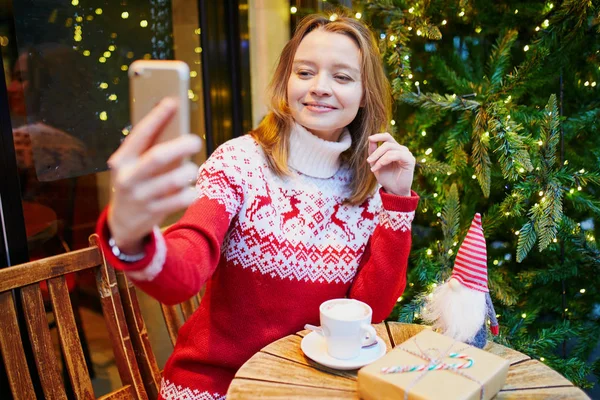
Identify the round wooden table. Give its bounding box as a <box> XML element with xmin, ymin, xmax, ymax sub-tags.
<box><xmin>227</xmin><ymin>322</ymin><xmax>589</xmax><ymax>399</ymax></box>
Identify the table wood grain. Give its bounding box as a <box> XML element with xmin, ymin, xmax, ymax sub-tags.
<box><xmin>227</xmin><ymin>322</ymin><xmax>589</xmax><ymax>399</ymax></box>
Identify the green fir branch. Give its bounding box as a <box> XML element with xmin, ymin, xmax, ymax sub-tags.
<box><xmin>487</xmin><ymin>30</ymin><xmax>519</xmax><ymax>93</ymax></box>
<box><xmin>441</xmin><ymin>183</ymin><xmax>460</xmax><ymax>244</ymax></box>
<box><xmin>417</xmin><ymin>158</ymin><xmax>454</xmax><ymax>176</ymax></box>
<box><xmin>400</xmin><ymin>92</ymin><xmax>480</xmax><ymax>111</ymax></box>
<box><xmin>563</xmin><ymin>107</ymin><xmax>600</xmax><ymax>141</ymax></box>
<box><xmin>471</xmin><ymin>114</ymin><xmax>492</xmax><ymax>197</ymax></box>
<box><xmin>540</xmin><ymin>95</ymin><xmax>561</xmax><ymax>168</ymax></box>
<box><xmin>516</xmin><ymin>221</ymin><xmax>537</xmax><ymax>263</ymax></box>
<box><xmin>430</xmin><ymin>55</ymin><xmax>475</xmax><ymax>94</ymax></box>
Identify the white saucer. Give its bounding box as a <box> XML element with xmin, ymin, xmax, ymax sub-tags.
<box><xmin>300</xmin><ymin>331</ymin><xmax>386</xmax><ymax>370</ymax></box>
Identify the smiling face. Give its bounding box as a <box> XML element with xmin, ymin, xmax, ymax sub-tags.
<box><xmin>287</xmin><ymin>29</ymin><xmax>363</xmax><ymax>142</ymax></box>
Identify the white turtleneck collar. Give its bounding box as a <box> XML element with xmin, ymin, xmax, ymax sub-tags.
<box><xmin>287</xmin><ymin>123</ymin><xmax>352</xmax><ymax>179</ymax></box>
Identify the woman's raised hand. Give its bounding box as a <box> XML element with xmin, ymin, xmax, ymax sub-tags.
<box><xmin>107</xmin><ymin>98</ymin><xmax>202</xmax><ymax>254</ymax></box>
<box><xmin>367</xmin><ymin>133</ymin><xmax>415</xmax><ymax>197</ymax></box>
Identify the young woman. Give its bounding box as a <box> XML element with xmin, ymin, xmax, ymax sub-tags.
<box><xmin>98</xmin><ymin>13</ymin><xmax>419</xmax><ymax>400</ymax></box>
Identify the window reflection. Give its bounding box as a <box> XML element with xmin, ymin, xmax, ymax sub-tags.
<box><xmin>11</xmin><ymin>44</ymin><xmax>106</xmax><ymax>181</ymax></box>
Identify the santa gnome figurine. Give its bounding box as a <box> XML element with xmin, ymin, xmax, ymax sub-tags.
<box><xmin>422</xmin><ymin>213</ymin><xmax>499</xmax><ymax>348</ymax></box>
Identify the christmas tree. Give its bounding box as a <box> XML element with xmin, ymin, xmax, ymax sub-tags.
<box><xmin>306</xmin><ymin>0</ymin><xmax>600</xmax><ymax>390</ymax></box>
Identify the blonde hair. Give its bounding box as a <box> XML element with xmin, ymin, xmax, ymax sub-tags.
<box><xmin>251</xmin><ymin>13</ymin><xmax>391</xmax><ymax>205</ymax></box>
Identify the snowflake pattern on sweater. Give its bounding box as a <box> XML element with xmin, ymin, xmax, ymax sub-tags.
<box><xmin>160</xmin><ymin>379</ymin><xmax>225</xmax><ymax>400</ymax></box>
<box><xmin>194</xmin><ymin>139</ymin><xmax>414</xmax><ymax>285</ymax></box>
<box><xmin>97</xmin><ymin>129</ymin><xmax>419</xmax><ymax>399</ymax></box>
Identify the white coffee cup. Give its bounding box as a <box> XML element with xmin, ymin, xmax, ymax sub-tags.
<box><xmin>317</xmin><ymin>298</ymin><xmax>377</xmax><ymax>360</ymax></box>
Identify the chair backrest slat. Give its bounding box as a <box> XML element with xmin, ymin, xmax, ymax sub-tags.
<box><xmin>0</xmin><ymin>291</ymin><xmax>37</xmax><ymax>400</ymax></box>
<box><xmin>0</xmin><ymin>247</ymin><xmax>102</xmax><ymax>293</ymax></box>
<box><xmin>94</xmin><ymin>248</ymin><xmax>148</xmax><ymax>400</ymax></box>
<box><xmin>179</xmin><ymin>298</ymin><xmax>196</xmax><ymax>321</ymax></box>
<box><xmin>97</xmin><ymin>385</ymin><xmax>136</xmax><ymax>400</ymax></box>
<box><xmin>47</xmin><ymin>275</ymin><xmax>96</xmax><ymax>398</ymax></box>
<box><xmin>115</xmin><ymin>271</ymin><xmax>161</xmax><ymax>399</ymax></box>
<box><xmin>160</xmin><ymin>304</ymin><xmax>182</xmax><ymax>348</ymax></box>
<box><xmin>20</xmin><ymin>284</ymin><xmax>68</xmax><ymax>400</ymax></box>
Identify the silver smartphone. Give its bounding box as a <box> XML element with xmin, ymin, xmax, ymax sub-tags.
<box><xmin>128</xmin><ymin>60</ymin><xmax>190</xmax><ymax>144</ymax></box>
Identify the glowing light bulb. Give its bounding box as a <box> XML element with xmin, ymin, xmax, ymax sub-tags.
<box><xmin>425</xmin><ymin>148</ymin><xmax>432</xmax><ymax>155</ymax></box>
<box><xmin>524</xmin><ymin>45</ymin><xmax>530</xmax><ymax>51</ymax></box>
<box><xmin>121</xmin><ymin>11</ymin><xmax>129</xmax><ymax>19</ymax></box>
<box><xmin>390</xmin><ymin>120</ymin><xmax>396</xmax><ymax>126</ymax></box>
<box><xmin>329</xmin><ymin>13</ymin><xmax>338</xmax><ymax>21</ymax></box>
<box><xmin>290</xmin><ymin>6</ymin><xmax>297</xmax><ymax>14</ymax></box>
<box><xmin>521</xmin><ymin>313</ymin><xmax>527</xmax><ymax>318</ymax></box>
<box><xmin>441</xmin><ymin>20</ymin><xmax>447</xmax><ymax>25</ymax></box>
<box><xmin>580</xmin><ymin>289</ymin><xmax>586</xmax><ymax>294</ymax></box>
<box><xmin>83</xmin><ymin>50</ymin><xmax>90</xmax><ymax>56</ymax></box>
<box><xmin>140</xmin><ymin>20</ymin><xmax>148</xmax><ymax>28</ymax></box>
<box><xmin>426</xmin><ymin>249</ymin><xmax>432</xmax><ymax>255</ymax></box>
<box><xmin>95</xmin><ymin>8</ymin><xmax>102</xmax><ymax>15</ymax></box>
<box><xmin>121</xmin><ymin>65</ymin><xmax>128</xmax><ymax>71</ymax></box>
<box><xmin>99</xmin><ymin>111</ymin><xmax>108</xmax><ymax>121</ymax></box>
<box><xmin>355</xmin><ymin>12</ymin><xmax>362</xmax><ymax>19</ymax></box>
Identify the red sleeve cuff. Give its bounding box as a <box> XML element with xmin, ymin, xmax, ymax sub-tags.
<box><xmin>96</xmin><ymin>207</ymin><xmax>158</xmax><ymax>272</ymax></box>
<box><xmin>379</xmin><ymin>188</ymin><xmax>420</xmax><ymax>212</ymax></box>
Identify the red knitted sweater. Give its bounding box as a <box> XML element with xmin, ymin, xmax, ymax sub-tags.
<box><xmin>96</xmin><ymin>125</ymin><xmax>419</xmax><ymax>400</ymax></box>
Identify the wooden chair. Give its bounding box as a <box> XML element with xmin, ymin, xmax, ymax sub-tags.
<box><xmin>111</xmin><ymin>262</ymin><xmax>204</xmax><ymax>399</ymax></box>
<box><xmin>0</xmin><ymin>234</ymin><xmax>148</xmax><ymax>399</ymax></box>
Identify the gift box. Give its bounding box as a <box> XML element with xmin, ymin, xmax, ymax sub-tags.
<box><xmin>358</xmin><ymin>329</ymin><xmax>509</xmax><ymax>400</ymax></box>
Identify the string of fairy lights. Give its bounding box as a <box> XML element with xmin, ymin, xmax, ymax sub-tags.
<box><xmin>67</xmin><ymin>1</ymin><xmax>201</xmax><ymax>132</ymax></box>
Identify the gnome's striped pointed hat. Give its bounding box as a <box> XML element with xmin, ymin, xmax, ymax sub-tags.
<box><xmin>451</xmin><ymin>213</ymin><xmax>489</xmax><ymax>292</ymax></box>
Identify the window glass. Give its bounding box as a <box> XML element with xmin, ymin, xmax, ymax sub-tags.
<box><xmin>2</xmin><ymin>0</ymin><xmax>205</xmax><ymax>258</ymax></box>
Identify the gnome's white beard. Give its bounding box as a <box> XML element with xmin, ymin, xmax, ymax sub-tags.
<box><xmin>421</xmin><ymin>281</ymin><xmax>486</xmax><ymax>343</ymax></box>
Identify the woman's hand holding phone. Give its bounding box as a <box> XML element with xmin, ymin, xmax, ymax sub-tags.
<box><xmin>107</xmin><ymin>98</ymin><xmax>202</xmax><ymax>254</ymax></box>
